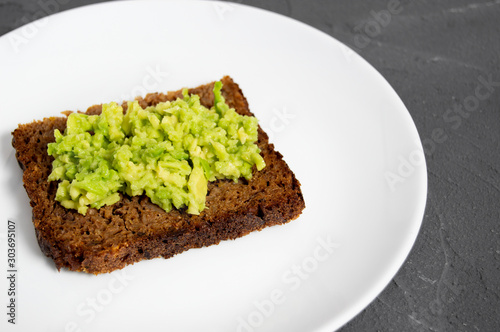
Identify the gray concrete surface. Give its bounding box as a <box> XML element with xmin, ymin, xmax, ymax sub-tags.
<box><xmin>1</xmin><ymin>0</ymin><xmax>499</xmax><ymax>331</ymax></box>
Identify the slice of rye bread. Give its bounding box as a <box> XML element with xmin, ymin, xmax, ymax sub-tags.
<box><xmin>11</xmin><ymin>76</ymin><xmax>305</xmax><ymax>274</ymax></box>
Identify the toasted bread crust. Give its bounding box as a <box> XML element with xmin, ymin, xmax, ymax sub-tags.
<box><xmin>12</xmin><ymin>76</ymin><xmax>305</xmax><ymax>274</ymax></box>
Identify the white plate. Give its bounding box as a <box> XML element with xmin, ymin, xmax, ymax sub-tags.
<box><xmin>0</xmin><ymin>1</ymin><xmax>427</xmax><ymax>331</ymax></box>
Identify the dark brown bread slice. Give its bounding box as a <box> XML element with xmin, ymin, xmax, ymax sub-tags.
<box><xmin>11</xmin><ymin>76</ymin><xmax>305</xmax><ymax>274</ymax></box>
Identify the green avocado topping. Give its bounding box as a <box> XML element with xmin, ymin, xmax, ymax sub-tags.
<box><xmin>47</xmin><ymin>82</ymin><xmax>265</xmax><ymax>215</ymax></box>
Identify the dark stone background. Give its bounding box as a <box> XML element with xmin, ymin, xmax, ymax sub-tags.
<box><xmin>1</xmin><ymin>0</ymin><xmax>499</xmax><ymax>331</ymax></box>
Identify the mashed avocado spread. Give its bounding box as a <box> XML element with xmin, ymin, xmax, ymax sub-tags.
<box><xmin>47</xmin><ymin>82</ymin><xmax>266</xmax><ymax>215</ymax></box>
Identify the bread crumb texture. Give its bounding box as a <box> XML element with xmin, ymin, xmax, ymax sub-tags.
<box><xmin>12</xmin><ymin>76</ymin><xmax>305</xmax><ymax>274</ymax></box>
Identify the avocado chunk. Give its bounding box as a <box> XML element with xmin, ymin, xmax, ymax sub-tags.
<box><xmin>47</xmin><ymin>82</ymin><xmax>265</xmax><ymax>215</ymax></box>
